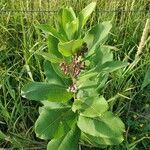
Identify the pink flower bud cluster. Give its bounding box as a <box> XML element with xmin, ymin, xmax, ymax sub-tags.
<box><xmin>60</xmin><ymin>43</ymin><xmax>88</xmax><ymax>93</ymax></box>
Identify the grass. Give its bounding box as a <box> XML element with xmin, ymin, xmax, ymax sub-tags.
<box><xmin>0</xmin><ymin>0</ymin><xmax>150</xmax><ymax>149</ymax></box>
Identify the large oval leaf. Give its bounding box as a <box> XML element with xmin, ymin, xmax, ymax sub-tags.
<box><xmin>77</xmin><ymin>111</ymin><xmax>125</xmax><ymax>145</ymax></box>
<box><xmin>35</xmin><ymin>105</ymin><xmax>76</xmax><ymax>140</ymax></box>
<box><xmin>81</xmin><ymin>132</ymin><xmax>123</xmax><ymax>146</ymax></box>
<box><xmin>72</xmin><ymin>94</ymin><xmax>108</xmax><ymax>117</ymax></box>
<box><xmin>47</xmin><ymin>125</ymin><xmax>80</xmax><ymax>150</ymax></box>
<box><xmin>81</xmin><ymin>132</ymin><xmax>107</xmax><ymax>148</ymax></box>
<box><xmin>94</xmin><ymin>46</ymin><xmax>113</xmax><ymax>66</ymax></box>
<box><xmin>84</xmin><ymin>22</ymin><xmax>112</xmax><ymax>56</ymax></box>
<box><xmin>21</xmin><ymin>82</ymin><xmax>73</xmax><ymax>102</ymax></box>
<box><xmin>58</xmin><ymin>39</ymin><xmax>83</xmax><ymax>57</ymax></box>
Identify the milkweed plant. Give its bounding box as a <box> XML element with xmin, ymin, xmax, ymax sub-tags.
<box><xmin>21</xmin><ymin>2</ymin><xmax>128</xmax><ymax>149</ymax></box>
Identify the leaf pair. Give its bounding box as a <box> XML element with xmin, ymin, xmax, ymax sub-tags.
<box><xmin>78</xmin><ymin>112</ymin><xmax>125</xmax><ymax>146</ymax></box>
<box><xmin>71</xmin><ymin>88</ymin><xmax>125</xmax><ymax>147</ymax></box>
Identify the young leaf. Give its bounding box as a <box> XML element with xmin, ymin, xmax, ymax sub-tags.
<box><xmin>96</xmin><ymin>73</ymin><xmax>109</xmax><ymax>91</ymax></box>
<box><xmin>62</xmin><ymin>7</ymin><xmax>76</xmax><ymax>29</ymax></box>
<box><xmin>72</xmin><ymin>95</ymin><xmax>108</xmax><ymax>117</ymax></box>
<box><xmin>78</xmin><ymin>2</ymin><xmax>96</xmax><ymax>30</ymax></box>
<box><xmin>57</xmin><ymin>7</ymin><xmax>77</xmax><ymax>41</ymax></box>
<box><xmin>84</xmin><ymin>22</ymin><xmax>112</xmax><ymax>56</ymax></box>
<box><xmin>58</xmin><ymin>39</ymin><xmax>83</xmax><ymax>57</ymax></box>
<box><xmin>56</xmin><ymin>8</ymin><xmax>68</xmax><ymax>39</ymax></box>
<box><xmin>47</xmin><ymin>125</ymin><xmax>80</xmax><ymax>150</ymax></box>
<box><xmin>44</xmin><ymin>61</ymin><xmax>65</xmax><ymax>85</ymax></box>
<box><xmin>21</xmin><ymin>82</ymin><xmax>72</xmax><ymax>102</ymax></box>
<box><xmin>78</xmin><ymin>70</ymin><xmax>97</xmax><ymax>81</ymax></box>
<box><xmin>35</xmin><ymin>106</ymin><xmax>76</xmax><ymax>140</ymax></box>
<box><xmin>94</xmin><ymin>46</ymin><xmax>113</xmax><ymax>65</ymax></box>
<box><xmin>77</xmin><ymin>111</ymin><xmax>125</xmax><ymax>145</ymax></box>
<box><xmin>37</xmin><ymin>52</ymin><xmax>63</xmax><ymax>63</ymax></box>
<box><xmin>36</xmin><ymin>24</ymin><xmax>66</xmax><ymax>41</ymax></box>
<box><xmin>97</xmin><ymin>61</ymin><xmax>128</xmax><ymax>73</ymax></box>
<box><xmin>65</xmin><ymin>18</ymin><xmax>79</xmax><ymax>40</ymax></box>
<box><xmin>47</xmin><ymin>35</ymin><xmax>62</xmax><ymax>58</ymax></box>
<box><xmin>77</xmin><ymin>78</ymin><xmax>97</xmax><ymax>90</ymax></box>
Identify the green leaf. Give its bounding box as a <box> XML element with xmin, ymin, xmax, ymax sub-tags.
<box><xmin>77</xmin><ymin>68</ymin><xmax>98</xmax><ymax>90</ymax></box>
<box><xmin>35</xmin><ymin>105</ymin><xmax>76</xmax><ymax>140</ymax></box>
<box><xmin>77</xmin><ymin>78</ymin><xmax>97</xmax><ymax>90</ymax></box>
<box><xmin>37</xmin><ymin>52</ymin><xmax>63</xmax><ymax>63</ymax></box>
<box><xmin>47</xmin><ymin>35</ymin><xmax>62</xmax><ymax>58</ymax></box>
<box><xmin>78</xmin><ymin>61</ymin><xmax>125</xmax><ymax>92</ymax></box>
<box><xmin>84</xmin><ymin>22</ymin><xmax>112</xmax><ymax>56</ymax></box>
<box><xmin>21</xmin><ymin>82</ymin><xmax>72</xmax><ymax>102</ymax></box>
<box><xmin>36</xmin><ymin>24</ymin><xmax>66</xmax><ymax>41</ymax></box>
<box><xmin>72</xmin><ymin>95</ymin><xmax>108</xmax><ymax>117</ymax></box>
<box><xmin>66</xmin><ymin>18</ymin><xmax>79</xmax><ymax>40</ymax></box>
<box><xmin>96</xmin><ymin>73</ymin><xmax>109</xmax><ymax>91</ymax></box>
<box><xmin>47</xmin><ymin>137</ymin><xmax>64</xmax><ymax>150</ymax></box>
<box><xmin>44</xmin><ymin>61</ymin><xmax>65</xmax><ymax>85</ymax></box>
<box><xmin>94</xmin><ymin>46</ymin><xmax>113</xmax><ymax>65</ymax></box>
<box><xmin>97</xmin><ymin>61</ymin><xmax>128</xmax><ymax>73</ymax></box>
<box><xmin>56</xmin><ymin>7</ymin><xmax>77</xmax><ymax>41</ymax></box>
<box><xmin>78</xmin><ymin>70</ymin><xmax>97</xmax><ymax>82</ymax></box>
<box><xmin>47</xmin><ymin>125</ymin><xmax>80</xmax><ymax>150</ymax></box>
<box><xmin>81</xmin><ymin>132</ymin><xmax>107</xmax><ymax>148</ymax></box>
<box><xmin>78</xmin><ymin>2</ymin><xmax>96</xmax><ymax>30</ymax></box>
<box><xmin>62</xmin><ymin>7</ymin><xmax>76</xmax><ymax>29</ymax></box>
<box><xmin>56</xmin><ymin>8</ymin><xmax>68</xmax><ymax>39</ymax></box>
<box><xmin>77</xmin><ymin>111</ymin><xmax>125</xmax><ymax>145</ymax></box>
<box><xmin>42</xmin><ymin>101</ymin><xmax>71</xmax><ymax>109</ymax></box>
<box><xmin>81</xmin><ymin>132</ymin><xmax>121</xmax><ymax>147</ymax></box>
<box><xmin>51</xmin><ymin>63</ymin><xmax>72</xmax><ymax>80</ymax></box>
<box><xmin>58</xmin><ymin>39</ymin><xmax>83</xmax><ymax>57</ymax></box>
<box><xmin>141</xmin><ymin>69</ymin><xmax>150</xmax><ymax>89</ymax></box>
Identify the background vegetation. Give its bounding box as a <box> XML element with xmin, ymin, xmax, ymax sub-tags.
<box><xmin>0</xmin><ymin>0</ymin><xmax>149</xmax><ymax>149</ymax></box>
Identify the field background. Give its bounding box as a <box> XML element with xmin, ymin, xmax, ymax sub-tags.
<box><xmin>0</xmin><ymin>0</ymin><xmax>150</xmax><ymax>149</ymax></box>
